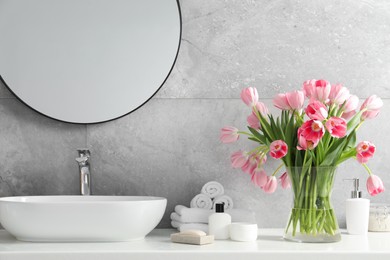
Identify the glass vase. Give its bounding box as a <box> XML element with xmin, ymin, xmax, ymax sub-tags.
<box><xmin>283</xmin><ymin>166</ymin><xmax>341</xmax><ymax>243</ymax></box>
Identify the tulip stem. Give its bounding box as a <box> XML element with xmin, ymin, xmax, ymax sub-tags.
<box><xmin>238</xmin><ymin>131</ymin><xmax>254</xmax><ymax>136</ymax></box>
<box><xmin>354</xmin><ymin>121</ymin><xmax>364</xmax><ymax>132</ymax></box>
<box><xmin>362</xmin><ymin>163</ymin><xmax>373</xmax><ymax>176</ymax></box>
<box><xmin>272</xmin><ymin>163</ymin><xmax>284</xmax><ymax>177</ymax></box>
<box><xmin>286</xmin><ymin>167</ymin><xmax>339</xmax><ymax>239</ymax></box>
<box><xmin>248</xmin><ymin>145</ymin><xmax>268</xmax><ymax>156</ymax></box>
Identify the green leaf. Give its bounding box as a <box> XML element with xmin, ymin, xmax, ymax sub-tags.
<box><xmin>285</xmin><ymin>112</ymin><xmax>296</xmax><ymax>143</ymax></box>
<box><xmin>269</xmin><ymin>115</ymin><xmax>284</xmax><ymax>140</ymax></box>
<box><xmin>294</xmin><ymin>149</ymin><xmax>303</xmax><ymax>167</ymax></box>
<box><xmin>345</xmin><ymin>130</ymin><xmax>357</xmax><ymax>149</ymax></box>
<box><xmin>257</xmin><ymin>113</ymin><xmax>275</xmax><ymax>141</ymax></box>
<box><xmin>336</xmin><ymin>149</ymin><xmax>356</xmax><ymax>165</ymax></box>
<box><xmin>320</xmin><ymin>140</ymin><xmax>347</xmax><ymax>166</ymax></box>
<box><xmin>304</xmin><ymin>156</ymin><xmax>313</xmax><ymax>168</ymax></box>
<box><xmin>347</xmin><ymin>110</ymin><xmax>363</xmax><ymax>133</ymax></box>
<box><xmin>248</xmin><ymin>137</ymin><xmax>261</xmax><ymax>143</ymax></box>
<box><xmin>248</xmin><ymin>127</ymin><xmax>266</xmax><ymax>144</ymax></box>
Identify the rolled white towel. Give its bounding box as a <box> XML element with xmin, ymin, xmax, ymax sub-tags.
<box><xmin>201</xmin><ymin>181</ymin><xmax>224</xmax><ymax>199</ymax></box>
<box><xmin>190</xmin><ymin>194</ymin><xmax>213</xmax><ymax>209</ymax></box>
<box><xmin>171</xmin><ymin>221</ymin><xmax>209</xmax><ymax>233</ymax></box>
<box><xmin>213</xmin><ymin>195</ymin><xmax>234</xmax><ymax>210</ymax></box>
<box><xmin>172</xmin><ymin>205</ymin><xmax>256</xmax><ymax>224</ymax></box>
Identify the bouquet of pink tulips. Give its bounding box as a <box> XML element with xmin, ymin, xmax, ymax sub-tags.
<box><xmin>221</xmin><ymin>79</ymin><xmax>385</xmax><ymax>239</ymax></box>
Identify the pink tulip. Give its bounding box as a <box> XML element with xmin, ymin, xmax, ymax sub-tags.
<box><xmin>296</xmin><ymin>121</ymin><xmax>323</xmax><ymax>150</ymax></box>
<box><xmin>299</xmin><ymin>119</ymin><xmax>325</xmax><ymax>142</ymax></box>
<box><xmin>231</xmin><ymin>150</ymin><xmax>249</xmax><ymax>168</ymax></box>
<box><xmin>356</xmin><ymin>141</ymin><xmax>376</xmax><ymax>164</ymax></box>
<box><xmin>286</xmin><ymin>90</ymin><xmax>305</xmax><ymax>112</ymax></box>
<box><xmin>247</xmin><ymin>113</ymin><xmax>260</xmax><ymax>129</ymax></box>
<box><xmin>248</xmin><ymin>102</ymin><xmax>269</xmax><ymax>129</ymax></box>
<box><xmin>241</xmin><ymin>87</ymin><xmax>259</xmax><ymax>107</ymax></box>
<box><xmin>329</xmin><ymin>84</ymin><xmax>350</xmax><ymax>105</ymax></box>
<box><xmin>297</xmin><ymin>127</ymin><xmax>319</xmax><ymax>150</ymax></box>
<box><xmin>305</xmin><ymin>100</ymin><xmax>328</xmax><ymax>120</ymax></box>
<box><xmin>241</xmin><ymin>159</ymin><xmax>256</xmax><ymax>175</ymax></box>
<box><xmin>251</xmin><ymin>168</ymin><xmax>268</xmax><ymax>188</ymax></box>
<box><xmin>279</xmin><ymin>172</ymin><xmax>291</xmax><ymax>189</ymax></box>
<box><xmin>343</xmin><ymin>95</ymin><xmax>359</xmax><ymax>112</ymax></box>
<box><xmin>270</xmin><ymin>140</ymin><xmax>288</xmax><ymax>159</ymax></box>
<box><xmin>242</xmin><ymin>153</ymin><xmax>267</xmax><ymax>175</ymax></box>
<box><xmin>220</xmin><ymin>126</ymin><xmax>239</xmax><ymax>143</ymax></box>
<box><xmin>341</xmin><ymin>111</ymin><xmax>355</xmax><ymax>120</ymax></box>
<box><xmin>253</xmin><ymin>102</ymin><xmax>269</xmax><ymax>117</ymax></box>
<box><xmin>273</xmin><ymin>93</ymin><xmax>290</xmax><ymax>110</ymax></box>
<box><xmin>360</xmin><ymin>95</ymin><xmax>383</xmax><ymax>120</ymax></box>
<box><xmin>302</xmin><ymin>79</ymin><xmax>331</xmax><ymax>102</ymax></box>
<box><xmin>263</xmin><ymin>176</ymin><xmax>278</xmax><ymax>193</ymax></box>
<box><xmin>366</xmin><ymin>175</ymin><xmax>385</xmax><ymax>196</ymax></box>
<box><xmin>341</xmin><ymin>95</ymin><xmax>359</xmax><ymax>120</ymax></box>
<box><xmin>325</xmin><ymin>117</ymin><xmax>347</xmax><ymax>138</ymax></box>
<box><xmin>297</xmin><ymin>136</ymin><xmax>319</xmax><ymax>150</ymax></box>
<box><xmin>302</xmin><ymin>79</ymin><xmax>316</xmax><ymax>98</ymax></box>
<box><xmin>273</xmin><ymin>91</ymin><xmax>304</xmax><ymax>112</ymax></box>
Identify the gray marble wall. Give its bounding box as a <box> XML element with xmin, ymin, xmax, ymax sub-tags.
<box><xmin>0</xmin><ymin>0</ymin><xmax>390</xmax><ymax>228</ymax></box>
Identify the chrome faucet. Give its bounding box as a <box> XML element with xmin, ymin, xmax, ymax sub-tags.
<box><xmin>76</xmin><ymin>149</ymin><xmax>91</xmax><ymax>195</ymax></box>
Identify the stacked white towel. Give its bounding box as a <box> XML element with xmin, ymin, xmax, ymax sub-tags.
<box><xmin>171</xmin><ymin>181</ymin><xmax>255</xmax><ymax>232</ymax></box>
<box><xmin>190</xmin><ymin>181</ymin><xmax>233</xmax><ymax>210</ymax></box>
<box><xmin>201</xmin><ymin>181</ymin><xmax>224</xmax><ymax>198</ymax></box>
<box><xmin>190</xmin><ymin>194</ymin><xmax>213</xmax><ymax>210</ymax></box>
<box><xmin>170</xmin><ymin>205</ymin><xmax>256</xmax><ymax>232</ymax></box>
<box><xmin>171</xmin><ymin>221</ymin><xmax>209</xmax><ymax>233</ymax></box>
<box><xmin>213</xmin><ymin>195</ymin><xmax>234</xmax><ymax>210</ymax></box>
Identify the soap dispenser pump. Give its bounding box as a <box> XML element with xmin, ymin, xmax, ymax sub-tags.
<box><xmin>345</xmin><ymin>178</ymin><xmax>370</xmax><ymax>235</ymax></box>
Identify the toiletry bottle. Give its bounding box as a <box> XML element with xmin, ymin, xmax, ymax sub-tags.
<box><xmin>345</xmin><ymin>178</ymin><xmax>370</xmax><ymax>235</ymax></box>
<box><xmin>208</xmin><ymin>203</ymin><xmax>231</xmax><ymax>239</ymax></box>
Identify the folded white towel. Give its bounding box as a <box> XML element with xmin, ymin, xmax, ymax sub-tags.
<box><xmin>172</xmin><ymin>205</ymin><xmax>256</xmax><ymax>224</ymax></box>
<box><xmin>171</xmin><ymin>221</ymin><xmax>209</xmax><ymax>233</ymax></box>
<box><xmin>190</xmin><ymin>194</ymin><xmax>213</xmax><ymax>209</ymax></box>
<box><xmin>171</xmin><ymin>211</ymin><xmax>209</xmax><ymax>223</ymax></box>
<box><xmin>201</xmin><ymin>181</ymin><xmax>224</xmax><ymax>199</ymax></box>
<box><xmin>213</xmin><ymin>195</ymin><xmax>234</xmax><ymax>210</ymax></box>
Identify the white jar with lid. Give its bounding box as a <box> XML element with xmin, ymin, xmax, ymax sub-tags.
<box><xmin>368</xmin><ymin>203</ymin><xmax>390</xmax><ymax>232</ymax></box>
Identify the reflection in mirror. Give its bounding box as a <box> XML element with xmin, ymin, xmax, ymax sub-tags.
<box><xmin>0</xmin><ymin>0</ymin><xmax>181</xmax><ymax>123</ymax></box>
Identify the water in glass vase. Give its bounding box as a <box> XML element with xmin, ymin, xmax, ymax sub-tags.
<box><xmin>284</xmin><ymin>167</ymin><xmax>341</xmax><ymax>243</ymax></box>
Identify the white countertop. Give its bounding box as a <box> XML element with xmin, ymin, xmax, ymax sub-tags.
<box><xmin>0</xmin><ymin>229</ymin><xmax>389</xmax><ymax>260</ymax></box>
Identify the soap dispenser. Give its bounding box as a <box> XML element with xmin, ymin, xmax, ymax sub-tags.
<box><xmin>345</xmin><ymin>178</ymin><xmax>370</xmax><ymax>235</ymax></box>
<box><xmin>208</xmin><ymin>203</ymin><xmax>231</xmax><ymax>239</ymax></box>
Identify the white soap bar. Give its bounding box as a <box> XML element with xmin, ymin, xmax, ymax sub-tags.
<box><xmin>230</xmin><ymin>222</ymin><xmax>258</xmax><ymax>242</ymax></box>
<box><xmin>170</xmin><ymin>231</ymin><xmax>214</xmax><ymax>245</ymax></box>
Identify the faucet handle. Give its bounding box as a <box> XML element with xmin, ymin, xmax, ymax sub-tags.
<box><xmin>77</xmin><ymin>149</ymin><xmax>90</xmax><ymax>158</ymax></box>
<box><xmin>76</xmin><ymin>156</ymin><xmax>88</xmax><ymax>164</ymax></box>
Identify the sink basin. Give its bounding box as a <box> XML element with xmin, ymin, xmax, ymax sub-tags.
<box><xmin>0</xmin><ymin>196</ymin><xmax>167</xmax><ymax>242</ymax></box>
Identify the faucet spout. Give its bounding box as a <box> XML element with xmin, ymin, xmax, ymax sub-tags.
<box><xmin>80</xmin><ymin>166</ymin><xmax>91</xmax><ymax>196</ymax></box>
<box><xmin>76</xmin><ymin>149</ymin><xmax>91</xmax><ymax>195</ymax></box>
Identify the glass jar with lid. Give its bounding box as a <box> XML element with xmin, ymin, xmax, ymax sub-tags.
<box><xmin>369</xmin><ymin>203</ymin><xmax>390</xmax><ymax>232</ymax></box>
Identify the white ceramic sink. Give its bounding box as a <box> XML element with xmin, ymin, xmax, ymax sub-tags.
<box><xmin>0</xmin><ymin>196</ymin><xmax>167</xmax><ymax>242</ymax></box>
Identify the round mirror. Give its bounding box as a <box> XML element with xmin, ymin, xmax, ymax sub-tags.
<box><xmin>0</xmin><ymin>0</ymin><xmax>181</xmax><ymax>124</ymax></box>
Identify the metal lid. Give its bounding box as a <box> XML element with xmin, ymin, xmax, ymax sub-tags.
<box><xmin>351</xmin><ymin>190</ymin><xmax>362</xmax><ymax>198</ymax></box>
<box><xmin>344</xmin><ymin>178</ymin><xmax>363</xmax><ymax>198</ymax></box>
